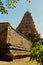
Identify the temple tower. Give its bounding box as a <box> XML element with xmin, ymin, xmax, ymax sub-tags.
<box><xmin>16</xmin><ymin>11</ymin><xmax>40</xmax><ymax>41</ymax></box>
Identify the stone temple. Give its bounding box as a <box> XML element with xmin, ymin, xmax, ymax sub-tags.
<box><xmin>0</xmin><ymin>11</ymin><xmax>40</xmax><ymax>61</ymax></box>
<box><xmin>0</xmin><ymin>22</ymin><xmax>32</xmax><ymax>61</ymax></box>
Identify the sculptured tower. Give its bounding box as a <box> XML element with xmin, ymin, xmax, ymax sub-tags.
<box><xmin>16</xmin><ymin>11</ymin><xmax>40</xmax><ymax>41</ymax></box>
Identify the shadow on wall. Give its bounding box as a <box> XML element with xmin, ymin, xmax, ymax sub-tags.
<box><xmin>0</xmin><ymin>54</ymin><xmax>30</xmax><ymax>62</ymax></box>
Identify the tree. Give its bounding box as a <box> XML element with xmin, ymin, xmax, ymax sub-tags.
<box><xmin>0</xmin><ymin>0</ymin><xmax>31</xmax><ymax>14</ymax></box>
<box><xmin>30</xmin><ymin>39</ymin><xmax>43</xmax><ymax>65</ymax></box>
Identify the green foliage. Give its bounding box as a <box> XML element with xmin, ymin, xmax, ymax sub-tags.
<box><xmin>0</xmin><ymin>0</ymin><xmax>31</xmax><ymax>14</ymax></box>
<box><xmin>0</xmin><ymin>6</ymin><xmax>8</xmax><ymax>14</ymax></box>
<box><xmin>26</xmin><ymin>0</ymin><xmax>31</xmax><ymax>3</ymax></box>
<box><xmin>0</xmin><ymin>0</ymin><xmax>8</xmax><ymax>14</ymax></box>
<box><xmin>30</xmin><ymin>39</ymin><xmax>43</xmax><ymax>65</ymax></box>
<box><xmin>7</xmin><ymin>0</ymin><xmax>20</xmax><ymax>8</ymax></box>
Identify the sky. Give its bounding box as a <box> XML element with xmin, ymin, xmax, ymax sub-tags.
<box><xmin>0</xmin><ymin>0</ymin><xmax>43</xmax><ymax>38</ymax></box>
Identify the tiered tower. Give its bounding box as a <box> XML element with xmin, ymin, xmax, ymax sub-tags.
<box><xmin>16</xmin><ymin>11</ymin><xmax>40</xmax><ymax>41</ymax></box>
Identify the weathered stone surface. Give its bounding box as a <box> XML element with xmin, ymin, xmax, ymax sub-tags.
<box><xmin>7</xmin><ymin>25</ymin><xmax>32</xmax><ymax>55</ymax></box>
<box><xmin>16</xmin><ymin>11</ymin><xmax>40</xmax><ymax>39</ymax></box>
<box><xmin>0</xmin><ymin>22</ymin><xmax>10</xmax><ymax>44</ymax></box>
<box><xmin>7</xmin><ymin>26</ymin><xmax>32</xmax><ymax>49</ymax></box>
<box><xmin>0</xmin><ymin>22</ymin><xmax>32</xmax><ymax>58</ymax></box>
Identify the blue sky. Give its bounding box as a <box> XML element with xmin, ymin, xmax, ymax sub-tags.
<box><xmin>0</xmin><ymin>0</ymin><xmax>43</xmax><ymax>38</ymax></box>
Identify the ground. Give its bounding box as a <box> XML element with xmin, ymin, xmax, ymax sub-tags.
<box><xmin>0</xmin><ymin>57</ymin><xmax>39</xmax><ymax>65</ymax></box>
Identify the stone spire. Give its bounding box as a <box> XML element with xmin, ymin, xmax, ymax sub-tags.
<box><xmin>16</xmin><ymin>11</ymin><xmax>40</xmax><ymax>40</ymax></box>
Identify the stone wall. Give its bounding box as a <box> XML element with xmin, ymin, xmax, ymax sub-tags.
<box><xmin>0</xmin><ymin>22</ymin><xmax>11</xmax><ymax>58</ymax></box>
<box><xmin>0</xmin><ymin>22</ymin><xmax>32</xmax><ymax>57</ymax></box>
<box><xmin>7</xmin><ymin>25</ymin><xmax>32</xmax><ymax>49</ymax></box>
<box><xmin>7</xmin><ymin>25</ymin><xmax>32</xmax><ymax>55</ymax></box>
<box><xmin>0</xmin><ymin>22</ymin><xmax>9</xmax><ymax>44</ymax></box>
